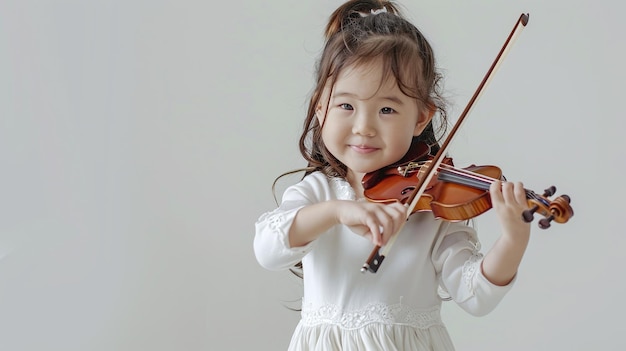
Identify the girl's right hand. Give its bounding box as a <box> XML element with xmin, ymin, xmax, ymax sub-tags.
<box><xmin>336</xmin><ymin>200</ymin><xmax>407</xmax><ymax>246</ymax></box>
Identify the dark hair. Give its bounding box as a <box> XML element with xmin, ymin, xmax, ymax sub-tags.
<box><xmin>298</xmin><ymin>0</ymin><xmax>448</xmax><ymax>179</ymax></box>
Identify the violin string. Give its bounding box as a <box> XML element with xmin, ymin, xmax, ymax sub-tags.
<box><xmin>437</xmin><ymin>164</ymin><xmax>540</xmax><ymax>200</ymax></box>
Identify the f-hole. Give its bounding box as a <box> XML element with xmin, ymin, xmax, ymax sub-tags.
<box><xmin>401</xmin><ymin>186</ymin><xmax>416</xmax><ymax>196</ymax></box>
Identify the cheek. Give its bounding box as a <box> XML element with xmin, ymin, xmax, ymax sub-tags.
<box><xmin>318</xmin><ymin>121</ymin><xmax>334</xmax><ymax>148</ymax></box>
<box><xmin>320</xmin><ymin>116</ymin><xmax>343</xmax><ymax>139</ymax></box>
<box><xmin>320</xmin><ymin>125</ymin><xmax>340</xmax><ymax>152</ymax></box>
<box><xmin>388</xmin><ymin>128</ymin><xmax>417</xmax><ymax>157</ymax></box>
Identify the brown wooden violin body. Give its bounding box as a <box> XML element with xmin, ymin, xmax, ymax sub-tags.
<box><xmin>362</xmin><ymin>144</ymin><xmax>500</xmax><ymax>222</ymax></box>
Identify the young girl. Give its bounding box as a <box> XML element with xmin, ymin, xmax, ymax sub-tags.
<box><xmin>254</xmin><ymin>1</ymin><xmax>531</xmax><ymax>349</ymax></box>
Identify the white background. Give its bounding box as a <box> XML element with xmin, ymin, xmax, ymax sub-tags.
<box><xmin>1</xmin><ymin>0</ymin><xmax>624</xmax><ymax>350</ymax></box>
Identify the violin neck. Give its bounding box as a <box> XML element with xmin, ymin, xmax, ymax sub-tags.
<box><xmin>437</xmin><ymin>168</ymin><xmax>491</xmax><ymax>191</ymax></box>
<box><xmin>437</xmin><ymin>166</ymin><xmax>535</xmax><ymax>200</ymax></box>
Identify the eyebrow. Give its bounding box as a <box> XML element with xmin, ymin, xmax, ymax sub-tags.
<box><xmin>332</xmin><ymin>91</ymin><xmax>405</xmax><ymax>105</ymax></box>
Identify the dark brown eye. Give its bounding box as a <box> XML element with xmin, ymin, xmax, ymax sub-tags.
<box><xmin>340</xmin><ymin>103</ymin><xmax>354</xmax><ymax>110</ymax></box>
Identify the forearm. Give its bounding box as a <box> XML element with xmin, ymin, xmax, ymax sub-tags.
<box><xmin>481</xmin><ymin>232</ymin><xmax>530</xmax><ymax>286</ymax></box>
<box><xmin>288</xmin><ymin>200</ymin><xmax>340</xmax><ymax>247</ymax></box>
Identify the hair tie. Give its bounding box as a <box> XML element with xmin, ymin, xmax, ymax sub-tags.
<box><xmin>370</xmin><ymin>6</ymin><xmax>388</xmax><ymax>15</ymax></box>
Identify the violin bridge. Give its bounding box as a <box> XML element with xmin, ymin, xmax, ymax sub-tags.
<box><xmin>397</xmin><ymin>161</ymin><xmax>422</xmax><ymax>177</ymax></box>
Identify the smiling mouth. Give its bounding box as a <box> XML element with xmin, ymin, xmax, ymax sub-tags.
<box><xmin>350</xmin><ymin>145</ymin><xmax>379</xmax><ymax>154</ymax></box>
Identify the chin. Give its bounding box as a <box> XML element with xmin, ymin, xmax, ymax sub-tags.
<box><xmin>349</xmin><ymin>165</ymin><xmax>380</xmax><ymax>176</ymax></box>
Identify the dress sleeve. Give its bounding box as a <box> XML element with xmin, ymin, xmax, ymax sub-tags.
<box><xmin>253</xmin><ymin>179</ymin><xmax>320</xmax><ymax>271</ymax></box>
<box><xmin>431</xmin><ymin>221</ymin><xmax>515</xmax><ymax>316</ymax></box>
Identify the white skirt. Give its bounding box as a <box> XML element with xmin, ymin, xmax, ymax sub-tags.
<box><xmin>287</xmin><ymin>322</ymin><xmax>455</xmax><ymax>351</ymax></box>
<box><xmin>287</xmin><ymin>304</ymin><xmax>456</xmax><ymax>351</ymax></box>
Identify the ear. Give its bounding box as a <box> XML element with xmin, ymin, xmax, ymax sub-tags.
<box><xmin>413</xmin><ymin>106</ymin><xmax>436</xmax><ymax>136</ymax></box>
<box><xmin>315</xmin><ymin>105</ymin><xmax>324</xmax><ymax>124</ymax></box>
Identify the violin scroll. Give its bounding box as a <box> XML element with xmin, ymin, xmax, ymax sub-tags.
<box><xmin>522</xmin><ymin>186</ymin><xmax>574</xmax><ymax>228</ymax></box>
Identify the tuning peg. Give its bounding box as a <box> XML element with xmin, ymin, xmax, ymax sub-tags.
<box><xmin>522</xmin><ymin>205</ymin><xmax>539</xmax><ymax>223</ymax></box>
<box><xmin>539</xmin><ymin>214</ymin><xmax>554</xmax><ymax>229</ymax></box>
<box><xmin>543</xmin><ymin>186</ymin><xmax>556</xmax><ymax>197</ymax></box>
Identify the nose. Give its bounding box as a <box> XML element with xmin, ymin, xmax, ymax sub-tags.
<box><xmin>352</xmin><ymin>110</ymin><xmax>376</xmax><ymax>137</ymax></box>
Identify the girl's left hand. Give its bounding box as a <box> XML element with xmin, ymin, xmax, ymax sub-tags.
<box><xmin>489</xmin><ymin>180</ymin><xmax>531</xmax><ymax>238</ymax></box>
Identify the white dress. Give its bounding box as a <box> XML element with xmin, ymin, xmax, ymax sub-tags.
<box><xmin>254</xmin><ymin>172</ymin><xmax>514</xmax><ymax>350</ymax></box>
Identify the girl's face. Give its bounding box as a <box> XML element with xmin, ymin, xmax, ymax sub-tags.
<box><xmin>317</xmin><ymin>59</ymin><xmax>432</xmax><ymax>186</ymax></box>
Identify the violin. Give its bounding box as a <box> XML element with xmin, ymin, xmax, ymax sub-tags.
<box><xmin>362</xmin><ymin>140</ymin><xmax>573</xmax><ymax>226</ymax></box>
<box><xmin>359</xmin><ymin>13</ymin><xmax>574</xmax><ymax>273</ymax></box>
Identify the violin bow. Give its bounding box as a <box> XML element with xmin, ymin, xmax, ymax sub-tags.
<box><xmin>361</xmin><ymin>13</ymin><xmax>530</xmax><ymax>273</ymax></box>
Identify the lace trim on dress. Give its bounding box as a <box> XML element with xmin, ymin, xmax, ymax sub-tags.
<box><xmin>300</xmin><ymin>302</ymin><xmax>443</xmax><ymax>330</ymax></box>
<box><xmin>258</xmin><ymin>207</ymin><xmax>285</xmax><ymax>233</ymax></box>
<box><xmin>258</xmin><ymin>199</ymin><xmax>308</xmax><ymax>231</ymax></box>
<box><xmin>462</xmin><ymin>241</ymin><xmax>483</xmax><ymax>294</ymax></box>
<box><xmin>257</xmin><ymin>201</ymin><xmax>309</xmax><ymax>251</ymax></box>
<box><xmin>329</xmin><ymin>177</ymin><xmax>356</xmax><ymax>201</ymax></box>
